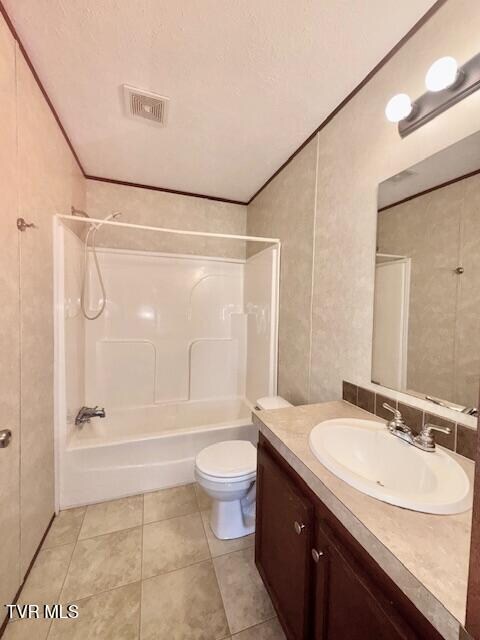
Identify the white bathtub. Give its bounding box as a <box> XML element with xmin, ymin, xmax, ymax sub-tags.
<box><xmin>60</xmin><ymin>398</ymin><xmax>257</xmax><ymax>508</ymax></box>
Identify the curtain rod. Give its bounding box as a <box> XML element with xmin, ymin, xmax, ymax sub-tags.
<box><xmin>57</xmin><ymin>214</ymin><xmax>280</xmax><ymax>244</ymax></box>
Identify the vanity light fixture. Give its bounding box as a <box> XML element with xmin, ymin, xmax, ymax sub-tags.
<box><xmin>385</xmin><ymin>93</ymin><xmax>412</xmax><ymax>123</ymax></box>
<box><xmin>425</xmin><ymin>56</ymin><xmax>459</xmax><ymax>92</ymax></box>
<box><xmin>386</xmin><ymin>52</ymin><xmax>480</xmax><ymax>137</ymax></box>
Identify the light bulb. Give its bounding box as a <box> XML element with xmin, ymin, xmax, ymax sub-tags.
<box><xmin>385</xmin><ymin>93</ymin><xmax>412</xmax><ymax>123</ymax></box>
<box><xmin>425</xmin><ymin>56</ymin><xmax>458</xmax><ymax>92</ymax></box>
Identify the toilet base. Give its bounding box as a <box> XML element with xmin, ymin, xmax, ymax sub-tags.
<box><xmin>210</xmin><ymin>498</ymin><xmax>255</xmax><ymax>540</ymax></box>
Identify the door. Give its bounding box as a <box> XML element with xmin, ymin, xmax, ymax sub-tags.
<box><xmin>256</xmin><ymin>442</ymin><xmax>313</xmax><ymax>639</ymax></box>
<box><xmin>372</xmin><ymin>256</ymin><xmax>410</xmax><ymax>390</ymax></box>
<box><xmin>0</xmin><ymin>16</ymin><xmax>21</xmax><ymax>625</ymax></box>
<box><xmin>313</xmin><ymin>521</ymin><xmax>416</xmax><ymax>640</ymax></box>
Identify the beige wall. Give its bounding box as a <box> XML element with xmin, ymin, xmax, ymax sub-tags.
<box><xmin>248</xmin><ymin>0</ymin><xmax>480</xmax><ymax>415</ymax></box>
<box><xmin>310</xmin><ymin>0</ymin><xmax>480</xmax><ymax>405</ymax></box>
<box><xmin>378</xmin><ymin>174</ymin><xmax>480</xmax><ymax>408</ymax></box>
<box><xmin>0</xmin><ymin>13</ymin><xmax>21</xmax><ymax>610</ymax></box>
<box><xmin>247</xmin><ymin>138</ymin><xmax>318</xmax><ymax>404</ymax></box>
<box><xmin>0</xmin><ymin>10</ymin><xmax>87</xmax><ymax>582</ymax></box>
<box><xmin>86</xmin><ymin>180</ymin><xmax>247</xmax><ymax>259</ymax></box>
<box><xmin>18</xmin><ymin>49</ymin><xmax>86</xmax><ymax>575</ymax></box>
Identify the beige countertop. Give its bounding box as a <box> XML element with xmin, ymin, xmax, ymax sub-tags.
<box><xmin>253</xmin><ymin>400</ymin><xmax>474</xmax><ymax>640</ymax></box>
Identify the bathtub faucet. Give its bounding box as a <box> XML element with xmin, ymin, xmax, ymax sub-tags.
<box><xmin>75</xmin><ymin>406</ymin><xmax>106</xmax><ymax>426</ymax></box>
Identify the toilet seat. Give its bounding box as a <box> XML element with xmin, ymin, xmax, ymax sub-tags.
<box><xmin>195</xmin><ymin>466</ymin><xmax>256</xmax><ymax>484</ymax></box>
<box><xmin>195</xmin><ymin>440</ymin><xmax>256</xmax><ymax>480</ymax></box>
<box><xmin>194</xmin><ymin>396</ymin><xmax>289</xmax><ymax>541</ymax></box>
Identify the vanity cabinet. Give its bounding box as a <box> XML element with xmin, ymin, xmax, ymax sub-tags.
<box><xmin>255</xmin><ymin>435</ymin><xmax>443</xmax><ymax>640</ymax></box>
<box><xmin>313</xmin><ymin>521</ymin><xmax>415</xmax><ymax>639</ymax></box>
<box><xmin>256</xmin><ymin>438</ymin><xmax>313</xmax><ymax>639</ymax></box>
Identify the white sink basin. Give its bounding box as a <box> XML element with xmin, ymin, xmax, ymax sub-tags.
<box><xmin>309</xmin><ymin>418</ymin><xmax>472</xmax><ymax>514</ymax></box>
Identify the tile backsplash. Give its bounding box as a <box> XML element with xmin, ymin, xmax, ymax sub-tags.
<box><xmin>342</xmin><ymin>381</ymin><xmax>478</xmax><ymax>462</ymax></box>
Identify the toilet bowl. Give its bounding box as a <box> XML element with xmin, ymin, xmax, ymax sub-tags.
<box><xmin>194</xmin><ymin>396</ymin><xmax>292</xmax><ymax>540</ymax></box>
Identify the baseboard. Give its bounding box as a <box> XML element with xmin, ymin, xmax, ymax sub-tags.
<box><xmin>0</xmin><ymin>513</ymin><xmax>55</xmax><ymax>637</ymax></box>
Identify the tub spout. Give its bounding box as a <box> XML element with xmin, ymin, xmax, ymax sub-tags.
<box><xmin>75</xmin><ymin>406</ymin><xmax>106</xmax><ymax>426</ymax></box>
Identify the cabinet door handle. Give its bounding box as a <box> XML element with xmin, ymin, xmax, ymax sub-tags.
<box><xmin>294</xmin><ymin>521</ymin><xmax>305</xmax><ymax>535</ymax></box>
<box><xmin>311</xmin><ymin>548</ymin><xmax>324</xmax><ymax>563</ymax></box>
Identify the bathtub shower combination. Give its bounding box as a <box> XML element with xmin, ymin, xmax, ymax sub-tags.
<box><xmin>54</xmin><ymin>214</ymin><xmax>280</xmax><ymax>508</ymax></box>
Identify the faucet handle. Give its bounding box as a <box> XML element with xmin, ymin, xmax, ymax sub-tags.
<box><xmin>414</xmin><ymin>422</ymin><xmax>451</xmax><ymax>451</ymax></box>
<box><xmin>382</xmin><ymin>403</ymin><xmax>402</xmax><ymax>420</ymax></box>
<box><xmin>382</xmin><ymin>403</ymin><xmax>411</xmax><ymax>434</ymax></box>
<box><xmin>422</xmin><ymin>423</ymin><xmax>451</xmax><ymax>436</ymax></box>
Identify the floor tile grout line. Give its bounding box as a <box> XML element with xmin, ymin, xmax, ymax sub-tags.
<box><xmin>44</xmin><ymin>533</ymin><xmax>80</xmax><ymax>638</ymax></box>
<box><xmin>55</xmin><ymin>539</ymin><xmax>81</xmax><ymax>607</ymax></box>
<box><xmin>198</xmin><ymin>504</ymin><xmax>214</xmax><ymax>560</ymax></box>
<box><xmin>58</xmin><ymin>577</ymin><xmax>142</xmax><ymax>609</ymax></box>
<box><xmin>211</xmin><ymin>553</ymin><xmax>233</xmax><ymax>636</ymax></box>
<box><xmin>140</xmin><ymin>493</ymin><xmax>145</xmax><ymax>581</ymax></box>
<box><xmin>67</xmin><ymin>579</ymin><xmax>142</xmax><ymax>606</ymax></box>
<box><xmin>139</xmin><ymin>494</ymin><xmax>144</xmax><ymax>640</ymax></box>
<box><xmin>138</xmin><ymin>578</ymin><xmax>144</xmax><ymax>640</ymax></box>
<box><xmin>212</xmin><ymin>546</ymin><xmax>278</xmax><ymax>637</ymax></box>
<box><xmin>142</xmin><ymin>554</ymin><xmax>215</xmax><ymax>584</ymax></box>
<box><xmin>75</xmin><ymin>522</ymin><xmax>143</xmax><ymax>544</ymax></box>
<box><xmin>41</xmin><ymin>516</ymin><xmax>143</xmax><ymax>550</ymax></box>
<box><xmin>229</xmin><ymin>614</ymin><xmax>280</xmax><ymax>639</ymax></box>
<box><xmin>143</xmin><ymin>505</ymin><xmax>200</xmax><ymax>527</ymax></box>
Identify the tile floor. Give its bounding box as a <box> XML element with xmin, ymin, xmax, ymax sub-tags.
<box><xmin>4</xmin><ymin>484</ymin><xmax>286</xmax><ymax>640</ymax></box>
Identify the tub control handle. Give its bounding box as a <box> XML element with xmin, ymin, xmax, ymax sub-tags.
<box><xmin>294</xmin><ymin>521</ymin><xmax>305</xmax><ymax>535</ymax></box>
<box><xmin>0</xmin><ymin>429</ymin><xmax>12</xmax><ymax>448</ymax></box>
<box><xmin>311</xmin><ymin>548</ymin><xmax>324</xmax><ymax>563</ymax></box>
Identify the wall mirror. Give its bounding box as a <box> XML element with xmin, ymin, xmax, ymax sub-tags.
<box><xmin>373</xmin><ymin>131</ymin><xmax>480</xmax><ymax>417</ymax></box>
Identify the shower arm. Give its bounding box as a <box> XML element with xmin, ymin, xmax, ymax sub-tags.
<box><xmin>71</xmin><ymin>206</ymin><xmax>90</xmax><ymax>218</ymax></box>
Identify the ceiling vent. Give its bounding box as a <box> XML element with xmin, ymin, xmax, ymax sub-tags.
<box><xmin>122</xmin><ymin>85</ymin><xmax>169</xmax><ymax>126</ymax></box>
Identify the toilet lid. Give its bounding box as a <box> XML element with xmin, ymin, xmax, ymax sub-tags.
<box><xmin>196</xmin><ymin>440</ymin><xmax>257</xmax><ymax>478</ymax></box>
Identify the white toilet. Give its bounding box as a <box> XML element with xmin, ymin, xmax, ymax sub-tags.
<box><xmin>194</xmin><ymin>396</ymin><xmax>292</xmax><ymax>540</ymax></box>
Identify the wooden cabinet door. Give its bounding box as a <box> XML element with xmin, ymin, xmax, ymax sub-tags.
<box><xmin>313</xmin><ymin>521</ymin><xmax>417</xmax><ymax>640</ymax></box>
<box><xmin>256</xmin><ymin>443</ymin><xmax>313</xmax><ymax>640</ymax></box>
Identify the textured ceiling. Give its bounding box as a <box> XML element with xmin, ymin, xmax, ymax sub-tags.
<box><xmin>5</xmin><ymin>0</ymin><xmax>437</xmax><ymax>201</ymax></box>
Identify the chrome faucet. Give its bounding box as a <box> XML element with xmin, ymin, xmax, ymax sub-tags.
<box><xmin>75</xmin><ymin>406</ymin><xmax>106</xmax><ymax>426</ymax></box>
<box><xmin>382</xmin><ymin>403</ymin><xmax>451</xmax><ymax>452</ymax></box>
<box><xmin>413</xmin><ymin>423</ymin><xmax>452</xmax><ymax>452</ymax></box>
<box><xmin>382</xmin><ymin>403</ymin><xmax>413</xmax><ymax>443</ymax></box>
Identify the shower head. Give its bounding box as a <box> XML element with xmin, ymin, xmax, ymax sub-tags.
<box><xmin>104</xmin><ymin>211</ymin><xmax>122</xmax><ymax>222</ymax></box>
<box><xmin>90</xmin><ymin>211</ymin><xmax>123</xmax><ymax>231</ymax></box>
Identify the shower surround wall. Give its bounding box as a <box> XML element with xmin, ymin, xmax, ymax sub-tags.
<box><xmin>64</xmin><ymin>227</ymin><xmax>86</xmax><ymax>426</ymax></box>
<box><xmin>59</xmin><ymin>218</ymin><xmax>278</xmax><ymax>505</ymax></box>
<box><xmin>84</xmin><ymin>249</ymin><xmax>246</xmax><ymax>411</ymax></box>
